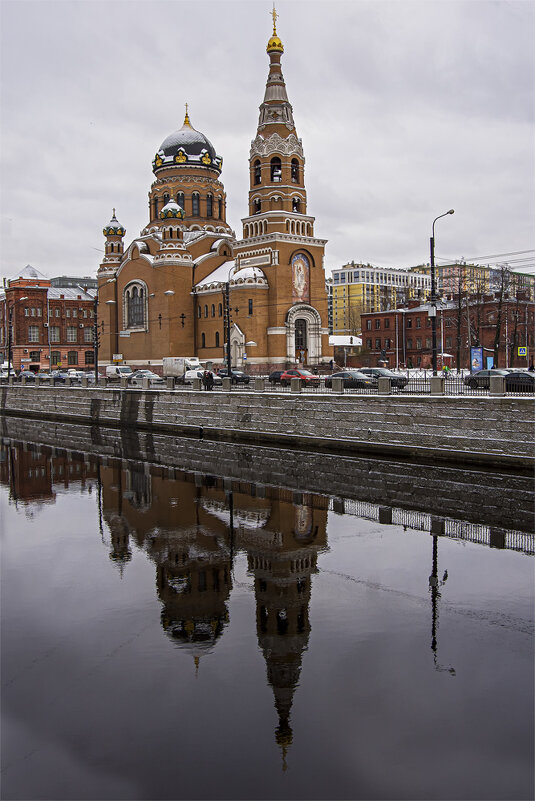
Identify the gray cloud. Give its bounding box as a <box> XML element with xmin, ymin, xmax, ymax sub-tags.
<box><xmin>1</xmin><ymin>0</ymin><xmax>533</xmax><ymax>279</ymax></box>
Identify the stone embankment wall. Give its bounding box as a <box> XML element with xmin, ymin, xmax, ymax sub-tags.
<box><xmin>0</xmin><ymin>385</ymin><xmax>533</xmax><ymax>471</ymax></box>
<box><xmin>2</xmin><ymin>416</ymin><xmax>534</xmax><ymax>535</ymax></box>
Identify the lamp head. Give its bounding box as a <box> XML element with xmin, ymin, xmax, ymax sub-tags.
<box><xmin>447</xmin><ymin>209</ymin><xmax>454</xmax><ymax>215</ymax></box>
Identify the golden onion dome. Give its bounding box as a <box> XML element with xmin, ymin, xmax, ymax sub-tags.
<box><xmin>266</xmin><ymin>34</ymin><xmax>284</xmax><ymax>53</ymax></box>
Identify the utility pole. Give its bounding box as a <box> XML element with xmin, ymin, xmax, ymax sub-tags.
<box><xmin>93</xmin><ymin>293</ymin><xmax>99</xmax><ymax>384</ymax></box>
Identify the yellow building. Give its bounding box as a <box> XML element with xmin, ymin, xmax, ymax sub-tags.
<box><xmin>97</xmin><ymin>13</ymin><xmax>330</xmax><ymax>372</ymax></box>
<box><xmin>331</xmin><ymin>262</ymin><xmax>431</xmax><ymax>335</ymax></box>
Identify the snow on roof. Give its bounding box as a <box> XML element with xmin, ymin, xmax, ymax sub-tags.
<box><xmin>14</xmin><ymin>264</ymin><xmax>48</xmax><ymax>280</ymax></box>
<box><xmin>195</xmin><ymin>261</ymin><xmax>237</xmax><ymax>289</ymax></box>
<box><xmin>329</xmin><ymin>335</ymin><xmax>362</xmax><ymax>346</ymax></box>
<box><xmin>48</xmin><ymin>286</ymin><xmax>95</xmax><ymax>301</ymax></box>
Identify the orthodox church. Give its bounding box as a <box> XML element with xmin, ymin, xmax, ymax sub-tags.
<box><xmin>97</xmin><ymin>12</ymin><xmax>330</xmax><ymax>372</ymax></box>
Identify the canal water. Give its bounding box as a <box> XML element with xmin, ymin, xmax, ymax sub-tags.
<box><xmin>1</xmin><ymin>424</ymin><xmax>533</xmax><ymax>801</ymax></box>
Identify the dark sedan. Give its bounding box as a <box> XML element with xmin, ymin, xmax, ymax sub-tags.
<box><xmin>18</xmin><ymin>370</ymin><xmax>37</xmax><ymax>382</ymax></box>
<box><xmin>464</xmin><ymin>368</ymin><xmax>510</xmax><ymax>389</ymax></box>
<box><xmin>358</xmin><ymin>367</ymin><xmax>408</xmax><ymax>388</ymax></box>
<box><xmin>268</xmin><ymin>370</ymin><xmax>284</xmax><ymax>384</ymax></box>
<box><xmin>324</xmin><ymin>370</ymin><xmax>376</xmax><ymax>389</ymax></box>
<box><xmin>217</xmin><ymin>369</ymin><xmax>250</xmax><ymax>385</ymax></box>
<box><xmin>505</xmin><ymin>371</ymin><xmax>535</xmax><ymax>393</ymax></box>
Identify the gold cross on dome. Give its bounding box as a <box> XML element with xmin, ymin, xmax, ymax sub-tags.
<box><xmin>271</xmin><ymin>4</ymin><xmax>278</xmax><ymax>34</ymax></box>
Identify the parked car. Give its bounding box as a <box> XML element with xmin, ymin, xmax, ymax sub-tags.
<box><xmin>505</xmin><ymin>371</ymin><xmax>535</xmax><ymax>393</ymax></box>
<box><xmin>463</xmin><ymin>368</ymin><xmax>510</xmax><ymax>389</ymax></box>
<box><xmin>17</xmin><ymin>370</ymin><xmax>37</xmax><ymax>382</ymax></box>
<box><xmin>183</xmin><ymin>369</ymin><xmax>222</xmax><ymax>385</ymax></box>
<box><xmin>279</xmin><ymin>369</ymin><xmax>321</xmax><ymax>387</ymax></box>
<box><xmin>106</xmin><ymin>365</ymin><xmax>133</xmax><ymax>380</ymax></box>
<box><xmin>268</xmin><ymin>370</ymin><xmax>284</xmax><ymax>384</ymax></box>
<box><xmin>128</xmin><ymin>369</ymin><xmax>165</xmax><ymax>387</ymax></box>
<box><xmin>50</xmin><ymin>370</ymin><xmax>80</xmax><ymax>385</ymax></box>
<box><xmin>217</xmin><ymin>368</ymin><xmax>250</xmax><ymax>385</ymax></box>
<box><xmin>324</xmin><ymin>370</ymin><xmax>376</xmax><ymax>389</ymax></box>
<box><xmin>358</xmin><ymin>368</ymin><xmax>408</xmax><ymax>389</ymax></box>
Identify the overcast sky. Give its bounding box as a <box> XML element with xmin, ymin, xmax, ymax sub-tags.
<box><xmin>1</xmin><ymin>0</ymin><xmax>534</xmax><ymax>281</ymax></box>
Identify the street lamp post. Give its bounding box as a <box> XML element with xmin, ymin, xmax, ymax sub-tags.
<box><xmin>7</xmin><ymin>296</ymin><xmax>28</xmax><ymax>378</ymax></box>
<box><xmin>430</xmin><ymin>210</ymin><xmax>454</xmax><ymax>375</ymax></box>
<box><xmin>224</xmin><ymin>265</ymin><xmax>238</xmax><ymax>376</ymax></box>
<box><xmin>93</xmin><ymin>292</ymin><xmax>99</xmax><ymax>384</ymax></box>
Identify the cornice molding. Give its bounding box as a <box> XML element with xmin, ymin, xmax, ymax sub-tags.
<box><xmin>250</xmin><ymin>132</ymin><xmax>304</xmax><ymax>160</ymax></box>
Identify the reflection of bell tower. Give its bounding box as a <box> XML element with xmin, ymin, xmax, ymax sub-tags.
<box><xmin>107</xmin><ymin>514</ymin><xmax>132</xmax><ymax>578</ymax></box>
<box><xmin>246</xmin><ymin>494</ymin><xmax>327</xmax><ymax>768</ymax></box>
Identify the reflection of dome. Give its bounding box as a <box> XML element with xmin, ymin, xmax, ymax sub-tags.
<box><xmin>161</xmin><ymin>612</ymin><xmax>228</xmax><ymax>656</ymax></box>
<box><xmin>153</xmin><ymin>111</ymin><xmax>222</xmax><ymax>174</ymax></box>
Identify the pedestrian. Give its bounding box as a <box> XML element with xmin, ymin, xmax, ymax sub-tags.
<box><xmin>529</xmin><ymin>362</ymin><xmax>535</xmax><ymax>372</ymax></box>
<box><xmin>206</xmin><ymin>371</ymin><xmax>214</xmax><ymax>391</ymax></box>
<box><xmin>329</xmin><ymin>359</ymin><xmax>333</xmax><ymax>371</ymax></box>
<box><xmin>202</xmin><ymin>370</ymin><xmax>209</xmax><ymax>390</ymax></box>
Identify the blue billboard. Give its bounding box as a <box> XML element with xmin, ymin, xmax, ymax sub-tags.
<box><xmin>470</xmin><ymin>347</ymin><xmax>484</xmax><ymax>373</ymax></box>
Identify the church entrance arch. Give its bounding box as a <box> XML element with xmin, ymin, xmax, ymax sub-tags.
<box><xmin>286</xmin><ymin>305</ymin><xmax>322</xmax><ymax>366</ymax></box>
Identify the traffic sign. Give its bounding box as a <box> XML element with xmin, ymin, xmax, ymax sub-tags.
<box><xmin>518</xmin><ymin>347</ymin><xmax>527</xmax><ymax>356</ymax></box>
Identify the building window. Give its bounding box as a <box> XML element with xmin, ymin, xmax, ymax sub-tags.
<box><xmin>197</xmin><ymin>306</ymin><xmax>202</xmax><ymax>318</ymax></box>
<box><xmin>207</xmin><ymin>194</ymin><xmax>213</xmax><ymax>217</ymax></box>
<box><xmin>67</xmin><ymin>351</ymin><xmax>78</xmax><ymax>365</ymax></box>
<box><xmin>37</xmin><ymin>308</ymin><xmax>42</xmax><ymax>317</ymax></box>
<box><xmin>204</xmin><ymin>305</ymin><xmax>208</xmax><ymax>318</ymax></box>
<box><xmin>85</xmin><ymin>351</ymin><xmax>94</xmax><ymax>365</ymax></box>
<box><xmin>24</xmin><ymin>308</ymin><xmax>29</xmax><ymax>316</ymax></box>
<box><xmin>366</xmin><ymin>320</ymin><xmax>372</xmax><ymax>330</ymax></box>
<box><xmin>201</xmin><ymin>333</ymin><xmax>206</xmax><ymax>348</ymax></box>
<box><xmin>407</xmin><ymin>338</ymin><xmax>413</xmax><ymax>349</ymax></box>
<box><xmin>31</xmin><ymin>308</ymin><xmax>36</xmax><ymax>317</ymax></box>
<box><xmin>55</xmin><ymin>308</ymin><xmax>60</xmax><ymax>317</ymax></box>
<box><xmin>254</xmin><ymin>160</ymin><xmax>261</xmax><ymax>185</ymax></box>
<box><xmin>375</xmin><ymin>319</ymin><xmax>381</xmax><ymax>329</ymax></box>
<box><xmin>385</xmin><ymin>339</ymin><xmax>391</xmax><ymax>349</ymax></box>
<box><xmin>416</xmin><ymin>338</ymin><xmax>422</xmax><ymax>349</ymax></box>
<box><xmin>192</xmin><ymin>193</ymin><xmax>200</xmax><ymax>216</ymax></box>
<box><xmin>375</xmin><ymin>338</ymin><xmax>381</xmax><ymax>349</ymax></box>
<box><xmin>83</xmin><ymin>327</ymin><xmax>93</xmax><ymax>343</ymax></box>
<box><xmin>292</xmin><ymin>198</ymin><xmax>300</xmax><ymax>212</ymax></box>
<box><xmin>176</xmin><ymin>191</ymin><xmax>185</xmax><ymax>210</ymax></box>
<box><xmin>446</xmin><ymin>337</ymin><xmax>452</xmax><ymax>348</ymax></box>
<box><xmin>416</xmin><ymin>318</ymin><xmax>421</xmax><ymax>328</ymax></box>
<box><xmin>218</xmin><ymin>198</ymin><xmax>222</xmax><ymax>219</ymax></box>
<box><xmin>270</xmin><ymin>157</ymin><xmax>282</xmax><ymax>182</ymax></box>
<box><xmin>66</xmin><ymin>309</ymin><xmax>71</xmax><ymax>318</ymax></box>
<box><xmin>72</xmin><ymin>309</ymin><xmax>77</xmax><ymax>318</ymax></box>
<box><xmin>248</xmin><ymin>299</ymin><xmax>253</xmax><ymax>315</ymax></box>
<box><xmin>29</xmin><ymin>350</ymin><xmax>40</xmax><ymax>361</ymax></box>
<box><xmin>218</xmin><ymin>303</ymin><xmax>223</xmax><ymax>317</ymax></box>
<box><xmin>67</xmin><ymin>326</ymin><xmax>77</xmax><ymax>342</ymax></box>
<box><xmin>253</xmin><ymin>198</ymin><xmax>261</xmax><ymax>214</ymax></box>
<box><xmin>125</xmin><ymin>283</ymin><xmax>146</xmax><ymax>328</ymax></box>
<box><xmin>291</xmin><ymin>159</ymin><xmax>299</xmax><ymax>182</ymax></box>
<box><xmin>49</xmin><ymin>326</ymin><xmax>60</xmax><ymax>343</ymax></box>
<box><xmin>211</xmin><ymin>304</ymin><xmax>215</xmax><ymax>317</ymax></box>
<box><xmin>163</xmin><ymin>193</ymin><xmax>170</xmax><ymax>206</ymax></box>
<box><xmin>366</xmin><ymin>338</ymin><xmax>372</xmax><ymax>349</ymax></box>
<box><xmin>51</xmin><ymin>351</ymin><xmax>60</xmax><ymax>366</ymax></box>
<box><xmin>384</xmin><ymin>319</ymin><xmax>390</xmax><ymax>329</ymax></box>
<box><xmin>28</xmin><ymin>325</ymin><xmax>40</xmax><ymax>342</ymax></box>
<box><xmin>215</xmin><ymin>331</ymin><xmax>220</xmax><ymax>347</ymax></box>
<box><xmin>406</xmin><ymin>318</ymin><xmax>412</xmax><ymax>328</ymax></box>
<box><xmin>426</xmin><ymin>338</ymin><xmax>432</xmax><ymax>348</ymax></box>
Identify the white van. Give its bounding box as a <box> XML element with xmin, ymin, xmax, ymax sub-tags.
<box><xmin>106</xmin><ymin>365</ymin><xmax>133</xmax><ymax>380</ymax></box>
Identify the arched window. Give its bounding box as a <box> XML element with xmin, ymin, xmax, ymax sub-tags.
<box><xmin>163</xmin><ymin>193</ymin><xmax>170</xmax><ymax>206</ymax></box>
<box><xmin>198</xmin><ymin>306</ymin><xmax>202</xmax><ymax>318</ymax></box>
<box><xmin>211</xmin><ymin>304</ymin><xmax>215</xmax><ymax>317</ymax></box>
<box><xmin>218</xmin><ymin>198</ymin><xmax>223</xmax><ymax>219</ymax></box>
<box><xmin>192</xmin><ymin>193</ymin><xmax>200</xmax><ymax>216</ymax></box>
<box><xmin>295</xmin><ymin>318</ymin><xmax>307</xmax><ymax>350</ymax></box>
<box><xmin>153</xmin><ymin>197</ymin><xmax>159</xmax><ymax>219</ymax></box>
<box><xmin>204</xmin><ymin>304</ymin><xmax>208</xmax><ymax>318</ymax></box>
<box><xmin>206</xmin><ymin>194</ymin><xmax>213</xmax><ymax>217</ymax></box>
<box><xmin>176</xmin><ymin>191</ymin><xmax>185</xmax><ymax>210</ymax></box>
<box><xmin>291</xmin><ymin>159</ymin><xmax>299</xmax><ymax>182</ymax></box>
<box><xmin>254</xmin><ymin>160</ymin><xmax>261</xmax><ymax>185</ymax></box>
<box><xmin>248</xmin><ymin>299</ymin><xmax>253</xmax><ymax>315</ymax></box>
<box><xmin>218</xmin><ymin>303</ymin><xmax>223</xmax><ymax>317</ymax></box>
<box><xmin>292</xmin><ymin>198</ymin><xmax>301</xmax><ymax>213</ymax></box>
<box><xmin>271</xmin><ymin>157</ymin><xmax>282</xmax><ymax>182</ymax></box>
<box><xmin>125</xmin><ymin>283</ymin><xmax>146</xmax><ymax>329</ymax></box>
<box><xmin>215</xmin><ymin>331</ymin><xmax>220</xmax><ymax>347</ymax></box>
<box><xmin>201</xmin><ymin>333</ymin><xmax>206</xmax><ymax>348</ymax></box>
<box><xmin>254</xmin><ymin>198</ymin><xmax>261</xmax><ymax>215</ymax></box>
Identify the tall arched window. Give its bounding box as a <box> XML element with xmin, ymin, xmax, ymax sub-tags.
<box><xmin>153</xmin><ymin>197</ymin><xmax>159</xmax><ymax>219</ymax></box>
<box><xmin>218</xmin><ymin>303</ymin><xmax>223</xmax><ymax>317</ymax></box>
<box><xmin>163</xmin><ymin>193</ymin><xmax>170</xmax><ymax>206</ymax></box>
<box><xmin>176</xmin><ymin>191</ymin><xmax>185</xmax><ymax>210</ymax></box>
<box><xmin>201</xmin><ymin>333</ymin><xmax>206</xmax><ymax>348</ymax></box>
<box><xmin>254</xmin><ymin>198</ymin><xmax>261</xmax><ymax>215</ymax></box>
<box><xmin>206</xmin><ymin>194</ymin><xmax>213</xmax><ymax>217</ymax></box>
<box><xmin>198</xmin><ymin>306</ymin><xmax>202</xmax><ymax>318</ymax></box>
<box><xmin>254</xmin><ymin>160</ymin><xmax>261</xmax><ymax>185</ymax></box>
<box><xmin>270</xmin><ymin>157</ymin><xmax>282</xmax><ymax>182</ymax></box>
<box><xmin>218</xmin><ymin>198</ymin><xmax>223</xmax><ymax>219</ymax></box>
<box><xmin>215</xmin><ymin>331</ymin><xmax>220</xmax><ymax>347</ymax></box>
<box><xmin>192</xmin><ymin>193</ymin><xmax>200</xmax><ymax>216</ymax></box>
<box><xmin>291</xmin><ymin>159</ymin><xmax>299</xmax><ymax>182</ymax></box>
<box><xmin>211</xmin><ymin>304</ymin><xmax>215</xmax><ymax>317</ymax></box>
<box><xmin>125</xmin><ymin>284</ymin><xmax>146</xmax><ymax>329</ymax></box>
<box><xmin>292</xmin><ymin>198</ymin><xmax>301</xmax><ymax>213</ymax></box>
<box><xmin>204</xmin><ymin>304</ymin><xmax>208</xmax><ymax>318</ymax></box>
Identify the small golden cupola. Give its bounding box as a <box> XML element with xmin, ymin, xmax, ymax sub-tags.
<box><xmin>267</xmin><ymin>5</ymin><xmax>284</xmax><ymax>53</ymax></box>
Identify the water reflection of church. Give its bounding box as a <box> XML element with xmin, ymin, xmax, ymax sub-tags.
<box><xmin>98</xmin><ymin>458</ymin><xmax>328</xmax><ymax>763</ymax></box>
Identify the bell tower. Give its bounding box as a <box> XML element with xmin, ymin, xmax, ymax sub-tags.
<box><xmin>234</xmin><ymin>9</ymin><xmax>330</xmax><ymax>368</ymax></box>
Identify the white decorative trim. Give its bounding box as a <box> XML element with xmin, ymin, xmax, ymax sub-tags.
<box><xmin>285</xmin><ymin>304</ymin><xmax>323</xmax><ymax>364</ymax></box>
<box><xmin>250</xmin><ymin>133</ymin><xmax>304</xmax><ymax>159</ymax></box>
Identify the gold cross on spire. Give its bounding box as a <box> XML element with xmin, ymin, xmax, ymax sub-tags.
<box><xmin>184</xmin><ymin>102</ymin><xmax>191</xmax><ymax>126</ymax></box>
<box><xmin>271</xmin><ymin>4</ymin><xmax>278</xmax><ymax>34</ymax></box>
<box><xmin>112</xmin><ymin>207</ymin><xmax>115</xmax><ymax>218</ymax></box>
